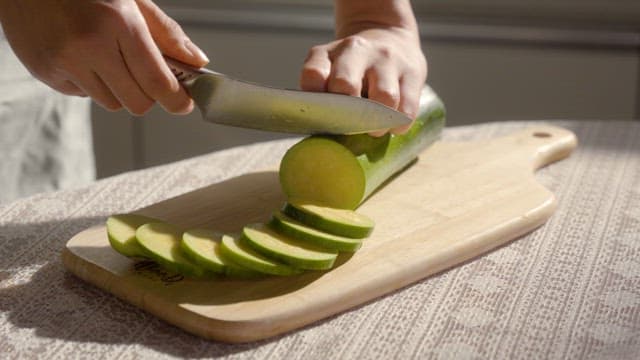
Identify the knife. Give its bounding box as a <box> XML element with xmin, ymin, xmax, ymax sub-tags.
<box><xmin>165</xmin><ymin>57</ymin><xmax>412</xmax><ymax>135</ymax></box>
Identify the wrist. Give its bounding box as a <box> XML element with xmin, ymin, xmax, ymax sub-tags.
<box><xmin>334</xmin><ymin>0</ymin><xmax>419</xmax><ymax>39</ymax></box>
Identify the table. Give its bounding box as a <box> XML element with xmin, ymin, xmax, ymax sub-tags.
<box><xmin>1</xmin><ymin>120</ymin><xmax>638</xmax><ymax>359</ymax></box>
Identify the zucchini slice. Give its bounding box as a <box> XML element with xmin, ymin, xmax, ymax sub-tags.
<box><xmin>270</xmin><ymin>211</ymin><xmax>362</xmax><ymax>251</ymax></box>
<box><xmin>135</xmin><ymin>222</ymin><xmax>204</xmax><ymax>278</ymax></box>
<box><xmin>243</xmin><ymin>223</ymin><xmax>337</xmax><ymax>270</ymax></box>
<box><xmin>107</xmin><ymin>214</ymin><xmax>158</xmax><ymax>258</ymax></box>
<box><xmin>220</xmin><ymin>234</ymin><xmax>302</xmax><ymax>276</ymax></box>
<box><xmin>181</xmin><ymin>229</ymin><xmax>263</xmax><ymax>278</ymax></box>
<box><xmin>282</xmin><ymin>202</ymin><xmax>374</xmax><ymax>239</ymax></box>
<box><xmin>181</xmin><ymin>229</ymin><xmax>227</xmax><ymax>274</ymax></box>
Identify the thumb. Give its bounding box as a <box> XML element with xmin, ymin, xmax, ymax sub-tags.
<box><xmin>136</xmin><ymin>0</ymin><xmax>209</xmax><ymax>67</ymax></box>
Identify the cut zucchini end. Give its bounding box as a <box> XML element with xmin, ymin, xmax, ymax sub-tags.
<box><xmin>280</xmin><ymin>137</ymin><xmax>366</xmax><ymax>210</ymax></box>
<box><xmin>181</xmin><ymin>229</ymin><xmax>227</xmax><ymax>274</ymax></box>
<box><xmin>220</xmin><ymin>234</ymin><xmax>302</xmax><ymax>276</ymax></box>
<box><xmin>135</xmin><ymin>222</ymin><xmax>204</xmax><ymax>278</ymax></box>
<box><xmin>106</xmin><ymin>214</ymin><xmax>159</xmax><ymax>258</ymax></box>
<box><xmin>270</xmin><ymin>212</ymin><xmax>362</xmax><ymax>252</ymax></box>
<box><xmin>242</xmin><ymin>223</ymin><xmax>337</xmax><ymax>270</ymax></box>
<box><xmin>283</xmin><ymin>202</ymin><xmax>374</xmax><ymax>239</ymax></box>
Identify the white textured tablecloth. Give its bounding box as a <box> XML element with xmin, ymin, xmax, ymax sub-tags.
<box><xmin>1</xmin><ymin>120</ymin><xmax>638</xmax><ymax>359</ymax></box>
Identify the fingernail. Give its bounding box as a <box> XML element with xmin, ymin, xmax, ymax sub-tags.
<box><xmin>184</xmin><ymin>39</ymin><xmax>209</xmax><ymax>65</ymax></box>
<box><xmin>174</xmin><ymin>99</ymin><xmax>194</xmax><ymax>115</ymax></box>
<box><xmin>390</xmin><ymin>123</ymin><xmax>413</xmax><ymax>135</ymax></box>
<box><xmin>368</xmin><ymin>129</ymin><xmax>388</xmax><ymax>137</ymax></box>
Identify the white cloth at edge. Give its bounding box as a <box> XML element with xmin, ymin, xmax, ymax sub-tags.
<box><xmin>0</xmin><ymin>26</ymin><xmax>94</xmax><ymax>203</ymax></box>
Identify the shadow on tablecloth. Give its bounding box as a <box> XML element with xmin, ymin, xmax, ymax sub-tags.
<box><xmin>0</xmin><ymin>217</ymin><xmax>278</xmax><ymax>356</ymax></box>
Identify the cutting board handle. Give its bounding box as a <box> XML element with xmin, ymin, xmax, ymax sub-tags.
<box><xmin>497</xmin><ymin>125</ymin><xmax>578</xmax><ymax>170</ymax></box>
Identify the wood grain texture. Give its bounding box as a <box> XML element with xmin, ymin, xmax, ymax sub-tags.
<box><xmin>62</xmin><ymin>125</ymin><xmax>577</xmax><ymax>343</ymax></box>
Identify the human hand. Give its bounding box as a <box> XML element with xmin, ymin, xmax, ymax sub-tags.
<box><xmin>0</xmin><ymin>0</ymin><xmax>209</xmax><ymax>115</ymax></box>
<box><xmin>300</xmin><ymin>0</ymin><xmax>426</xmax><ymax>135</ymax></box>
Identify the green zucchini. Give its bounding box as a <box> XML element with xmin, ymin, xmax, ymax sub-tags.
<box><xmin>106</xmin><ymin>214</ymin><xmax>159</xmax><ymax>258</ymax></box>
<box><xmin>270</xmin><ymin>211</ymin><xmax>363</xmax><ymax>251</ymax></box>
<box><xmin>219</xmin><ymin>234</ymin><xmax>302</xmax><ymax>276</ymax></box>
<box><xmin>181</xmin><ymin>229</ymin><xmax>228</xmax><ymax>274</ymax></box>
<box><xmin>281</xmin><ymin>202</ymin><xmax>373</xmax><ymax>239</ymax></box>
<box><xmin>135</xmin><ymin>222</ymin><xmax>205</xmax><ymax>278</ymax></box>
<box><xmin>279</xmin><ymin>86</ymin><xmax>445</xmax><ymax>209</ymax></box>
<box><xmin>242</xmin><ymin>223</ymin><xmax>337</xmax><ymax>270</ymax></box>
<box><xmin>181</xmin><ymin>229</ymin><xmax>264</xmax><ymax>278</ymax></box>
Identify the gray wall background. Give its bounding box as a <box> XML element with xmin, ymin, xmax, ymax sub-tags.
<box><xmin>92</xmin><ymin>0</ymin><xmax>640</xmax><ymax>178</ymax></box>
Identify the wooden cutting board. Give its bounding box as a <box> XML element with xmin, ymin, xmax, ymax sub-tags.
<box><xmin>62</xmin><ymin>125</ymin><xmax>577</xmax><ymax>343</ymax></box>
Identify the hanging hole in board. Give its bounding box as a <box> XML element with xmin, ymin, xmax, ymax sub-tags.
<box><xmin>533</xmin><ymin>132</ymin><xmax>551</xmax><ymax>138</ymax></box>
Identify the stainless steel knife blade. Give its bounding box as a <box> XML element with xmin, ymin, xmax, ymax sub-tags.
<box><xmin>166</xmin><ymin>57</ymin><xmax>412</xmax><ymax>135</ymax></box>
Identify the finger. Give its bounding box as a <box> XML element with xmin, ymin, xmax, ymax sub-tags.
<box><xmin>398</xmin><ymin>75</ymin><xmax>423</xmax><ymax>119</ymax></box>
<box><xmin>56</xmin><ymin>80</ymin><xmax>87</xmax><ymax>97</ymax></box>
<box><xmin>136</xmin><ymin>0</ymin><xmax>209</xmax><ymax>67</ymax></box>
<box><xmin>365</xmin><ymin>63</ymin><xmax>401</xmax><ymax>136</ymax></box>
<box><xmin>368</xmin><ymin>129</ymin><xmax>388</xmax><ymax>138</ymax></box>
<box><xmin>327</xmin><ymin>36</ymin><xmax>370</xmax><ymax>96</ymax></box>
<box><xmin>300</xmin><ymin>45</ymin><xmax>331</xmax><ymax>92</ymax></box>
<box><xmin>118</xmin><ymin>11</ymin><xmax>194</xmax><ymax>115</ymax></box>
<box><xmin>390</xmin><ymin>75</ymin><xmax>423</xmax><ymax>135</ymax></box>
<box><xmin>366</xmin><ymin>63</ymin><xmax>401</xmax><ymax>110</ymax></box>
<box><xmin>72</xmin><ymin>71</ymin><xmax>123</xmax><ymax>111</ymax></box>
<box><xmin>94</xmin><ymin>50</ymin><xmax>154</xmax><ymax>116</ymax></box>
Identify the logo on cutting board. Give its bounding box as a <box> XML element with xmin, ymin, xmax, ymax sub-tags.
<box><xmin>133</xmin><ymin>260</ymin><xmax>184</xmax><ymax>285</ymax></box>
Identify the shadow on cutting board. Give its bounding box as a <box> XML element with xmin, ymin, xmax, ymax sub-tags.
<box><xmin>136</xmin><ymin>170</ymin><xmax>285</xmax><ymax>232</ymax></box>
<box><xmin>65</xmin><ymin>243</ymin><xmax>354</xmax><ymax>306</ymax></box>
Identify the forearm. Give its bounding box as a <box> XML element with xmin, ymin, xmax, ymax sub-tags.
<box><xmin>334</xmin><ymin>0</ymin><xmax>419</xmax><ymax>39</ymax></box>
